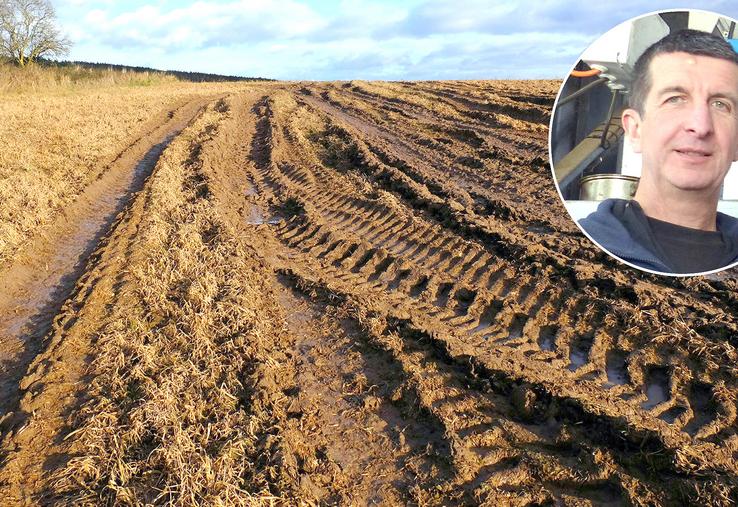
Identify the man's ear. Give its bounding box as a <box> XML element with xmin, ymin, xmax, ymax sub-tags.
<box><xmin>621</xmin><ymin>108</ymin><xmax>642</xmax><ymax>153</ymax></box>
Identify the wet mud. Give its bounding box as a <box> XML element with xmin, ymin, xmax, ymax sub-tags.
<box><xmin>1</xmin><ymin>82</ymin><xmax>738</xmax><ymax>505</ymax></box>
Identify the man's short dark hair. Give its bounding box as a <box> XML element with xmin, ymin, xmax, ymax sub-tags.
<box><xmin>629</xmin><ymin>28</ymin><xmax>738</xmax><ymax>114</ymax></box>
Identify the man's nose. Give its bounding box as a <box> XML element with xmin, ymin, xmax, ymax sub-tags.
<box><xmin>684</xmin><ymin>102</ymin><xmax>715</xmax><ymax>137</ymax></box>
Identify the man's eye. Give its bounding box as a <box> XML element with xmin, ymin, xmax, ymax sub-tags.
<box><xmin>665</xmin><ymin>96</ymin><xmax>684</xmax><ymax>104</ymax></box>
<box><xmin>712</xmin><ymin>99</ymin><xmax>731</xmax><ymax>111</ymax></box>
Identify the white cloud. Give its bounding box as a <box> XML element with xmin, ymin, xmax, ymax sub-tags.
<box><xmin>56</xmin><ymin>0</ymin><xmax>738</xmax><ymax>79</ymax></box>
<box><xmin>67</xmin><ymin>0</ymin><xmax>327</xmax><ymax>51</ymax></box>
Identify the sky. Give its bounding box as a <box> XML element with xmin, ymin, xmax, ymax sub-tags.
<box><xmin>54</xmin><ymin>0</ymin><xmax>738</xmax><ymax>80</ymax></box>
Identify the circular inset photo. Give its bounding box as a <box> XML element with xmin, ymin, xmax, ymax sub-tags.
<box><xmin>549</xmin><ymin>9</ymin><xmax>738</xmax><ymax>276</ymax></box>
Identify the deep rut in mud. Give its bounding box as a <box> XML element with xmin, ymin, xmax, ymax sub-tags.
<box><xmin>0</xmin><ymin>97</ymin><xmax>215</xmax><ymax>419</ymax></box>
<box><xmin>1</xmin><ymin>82</ymin><xmax>738</xmax><ymax>505</ymax></box>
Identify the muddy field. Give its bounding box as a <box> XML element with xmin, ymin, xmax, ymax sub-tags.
<box><xmin>1</xmin><ymin>80</ymin><xmax>738</xmax><ymax>505</ymax></box>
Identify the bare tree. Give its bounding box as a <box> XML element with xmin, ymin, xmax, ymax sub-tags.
<box><xmin>0</xmin><ymin>0</ymin><xmax>71</xmax><ymax>66</ymax></box>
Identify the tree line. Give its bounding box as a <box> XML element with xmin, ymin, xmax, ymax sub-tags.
<box><xmin>1</xmin><ymin>1</ymin><xmax>271</xmax><ymax>81</ymax></box>
<box><xmin>0</xmin><ymin>0</ymin><xmax>69</xmax><ymax>66</ymax></box>
<box><xmin>45</xmin><ymin>59</ymin><xmax>273</xmax><ymax>82</ymax></box>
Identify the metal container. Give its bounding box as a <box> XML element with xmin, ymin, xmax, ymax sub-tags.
<box><xmin>579</xmin><ymin>174</ymin><xmax>639</xmax><ymax>200</ymax></box>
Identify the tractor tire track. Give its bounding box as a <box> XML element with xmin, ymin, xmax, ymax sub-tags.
<box><xmin>2</xmin><ymin>81</ymin><xmax>738</xmax><ymax>506</ymax></box>
<box><xmin>242</xmin><ymin>85</ymin><xmax>738</xmax><ymax>502</ymax></box>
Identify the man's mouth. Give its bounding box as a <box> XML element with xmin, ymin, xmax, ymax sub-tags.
<box><xmin>674</xmin><ymin>148</ymin><xmax>711</xmax><ymax>158</ymax></box>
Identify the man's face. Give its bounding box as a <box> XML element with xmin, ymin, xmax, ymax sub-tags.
<box><xmin>622</xmin><ymin>52</ymin><xmax>738</xmax><ymax>197</ymax></box>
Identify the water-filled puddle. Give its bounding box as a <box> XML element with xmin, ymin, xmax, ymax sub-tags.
<box><xmin>642</xmin><ymin>367</ymin><xmax>669</xmax><ymax>409</ymax></box>
<box><xmin>245</xmin><ymin>204</ymin><xmax>281</xmax><ymax>225</ymax></box>
<box><xmin>568</xmin><ymin>333</ymin><xmax>594</xmax><ymax>371</ymax></box>
<box><xmin>605</xmin><ymin>349</ymin><xmax>629</xmax><ymax>386</ymax></box>
<box><xmin>525</xmin><ymin>222</ymin><xmax>554</xmax><ymax>234</ymax></box>
<box><xmin>537</xmin><ymin>325</ymin><xmax>558</xmax><ymax>351</ymax></box>
<box><xmin>684</xmin><ymin>382</ymin><xmax>716</xmax><ymax>435</ymax></box>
